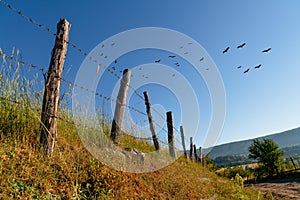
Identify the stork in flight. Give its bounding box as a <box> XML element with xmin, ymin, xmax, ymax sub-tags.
<box><xmin>237</xmin><ymin>43</ymin><xmax>246</xmax><ymax>48</ymax></box>
<box><xmin>244</xmin><ymin>68</ymin><xmax>250</xmax><ymax>73</ymax></box>
<box><xmin>254</xmin><ymin>64</ymin><xmax>262</xmax><ymax>69</ymax></box>
<box><xmin>262</xmin><ymin>48</ymin><xmax>271</xmax><ymax>53</ymax></box>
<box><xmin>223</xmin><ymin>47</ymin><xmax>230</xmax><ymax>54</ymax></box>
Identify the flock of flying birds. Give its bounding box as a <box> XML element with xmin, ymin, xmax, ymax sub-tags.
<box><xmin>103</xmin><ymin>41</ymin><xmax>272</xmax><ymax>78</ymax></box>
<box><xmin>222</xmin><ymin>42</ymin><xmax>272</xmax><ymax>74</ymax></box>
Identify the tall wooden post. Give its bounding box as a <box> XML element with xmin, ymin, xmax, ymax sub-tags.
<box><xmin>166</xmin><ymin>111</ymin><xmax>176</xmax><ymax>158</ymax></box>
<box><xmin>180</xmin><ymin>126</ymin><xmax>187</xmax><ymax>158</ymax></box>
<box><xmin>199</xmin><ymin>146</ymin><xmax>203</xmax><ymax>163</ymax></box>
<box><xmin>189</xmin><ymin>137</ymin><xmax>193</xmax><ymax>160</ymax></box>
<box><xmin>143</xmin><ymin>91</ymin><xmax>159</xmax><ymax>151</ymax></box>
<box><xmin>193</xmin><ymin>144</ymin><xmax>198</xmax><ymax>162</ymax></box>
<box><xmin>111</xmin><ymin>69</ymin><xmax>131</xmax><ymax>144</ymax></box>
<box><xmin>40</xmin><ymin>19</ymin><xmax>70</xmax><ymax>157</ymax></box>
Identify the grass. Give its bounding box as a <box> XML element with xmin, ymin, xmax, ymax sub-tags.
<box><xmin>0</xmin><ymin>48</ymin><xmax>280</xmax><ymax>199</ymax></box>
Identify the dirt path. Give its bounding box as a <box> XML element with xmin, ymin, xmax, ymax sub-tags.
<box><xmin>246</xmin><ymin>179</ymin><xmax>300</xmax><ymax>199</ymax></box>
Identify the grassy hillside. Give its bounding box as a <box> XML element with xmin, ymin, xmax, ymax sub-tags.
<box><xmin>0</xmin><ymin>127</ymin><xmax>271</xmax><ymax>199</ymax></box>
<box><xmin>0</xmin><ymin>50</ymin><xmax>277</xmax><ymax>199</ymax></box>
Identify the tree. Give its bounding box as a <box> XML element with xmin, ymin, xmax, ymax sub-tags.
<box><xmin>248</xmin><ymin>138</ymin><xmax>284</xmax><ymax>176</ymax></box>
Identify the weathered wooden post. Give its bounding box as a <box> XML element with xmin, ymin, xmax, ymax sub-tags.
<box><xmin>180</xmin><ymin>125</ymin><xmax>187</xmax><ymax>158</ymax></box>
<box><xmin>40</xmin><ymin>19</ymin><xmax>70</xmax><ymax>157</ymax></box>
<box><xmin>110</xmin><ymin>69</ymin><xmax>131</xmax><ymax>144</ymax></box>
<box><xmin>166</xmin><ymin>111</ymin><xmax>176</xmax><ymax>158</ymax></box>
<box><xmin>143</xmin><ymin>91</ymin><xmax>159</xmax><ymax>151</ymax></box>
<box><xmin>193</xmin><ymin>144</ymin><xmax>198</xmax><ymax>162</ymax></box>
<box><xmin>189</xmin><ymin>137</ymin><xmax>193</xmax><ymax>160</ymax></box>
<box><xmin>199</xmin><ymin>146</ymin><xmax>203</xmax><ymax>163</ymax></box>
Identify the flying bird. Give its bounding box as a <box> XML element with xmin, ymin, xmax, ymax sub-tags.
<box><xmin>112</xmin><ymin>66</ymin><xmax>116</xmax><ymax>70</ymax></box>
<box><xmin>262</xmin><ymin>48</ymin><xmax>271</xmax><ymax>53</ymax></box>
<box><xmin>188</xmin><ymin>42</ymin><xmax>193</xmax><ymax>45</ymax></box>
<box><xmin>155</xmin><ymin>59</ymin><xmax>161</xmax><ymax>63</ymax></box>
<box><xmin>237</xmin><ymin>43</ymin><xmax>246</xmax><ymax>48</ymax></box>
<box><xmin>175</xmin><ymin>62</ymin><xmax>180</xmax><ymax>67</ymax></box>
<box><xmin>172</xmin><ymin>74</ymin><xmax>175</xmax><ymax>77</ymax></box>
<box><xmin>244</xmin><ymin>68</ymin><xmax>250</xmax><ymax>73</ymax></box>
<box><xmin>184</xmin><ymin>52</ymin><xmax>189</xmax><ymax>55</ymax></box>
<box><xmin>223</xmin><ymin>47</ymin><xmax>230</xmax><ymax>54</ymax></box>
<box><xmin>114</xmin><ymin>60</ymin><xmax>117</xmax><ymax>63</ymax></box>
<box><xmin>169</xmin><ymin>55</ymin><xmax>176</xmax><ymax>58</ymax></box>
<box><xmin>199</xmin><ymin>57</ymin><xmax>204</xmax><ymax>61</ymax></box>
<box><xmin>237</xmin><ymin>65</ymin><xmax>242</xmax><ymax>69</ymax></box>
<box><xmin>254</xmin><ymin>64</ymin><xmax>262</xmax><ymax>69</ymax></box>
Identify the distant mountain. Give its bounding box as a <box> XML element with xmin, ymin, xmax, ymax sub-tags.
<box><xmin>205</xmin><ymin>127</ymin><xmax>300</xmax><ymax>159</ymax></box>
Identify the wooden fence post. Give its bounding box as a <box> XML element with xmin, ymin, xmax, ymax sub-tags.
<box><xmin>199</xmin><ymin>146</ymin><xmax>203</xmax><ymax>163</ymax></box>
<box><xmin>111</xmin><ymin>69</ymin><xmax>131</xmax><ymax>144</ymax></box>
<box><xmin>193</xmin><ymin>144</ymin><xmax>198</xmax><ymax>162</ymax></box>
<box><xmin>189</xmin><ymin>137</ymin><xmax>193</xmax><ymax>160</ymax></box>
<box><xmin>143</xmin><ymin>91</ymin><xmax>159</xmax><ymax>151</ymax></box>
<box><xmin>180</xmin><ymin>125</ymin><xmax>187</xmax><ymax>158</ymax></box>
<box><xmin>166</xmin><ymin>111</ymin><xmax>176</xmax><ymax>158</ymax></box>
<box><xmin>40</xmin><ymin>19</ymin><xmax>70</xmax><ymax>157</ymax></box>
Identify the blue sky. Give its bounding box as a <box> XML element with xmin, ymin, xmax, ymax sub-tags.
<box><xmin>1</xmin><ymin>0</ymin><xmax>300</xmax><ymax>149</ymax></box>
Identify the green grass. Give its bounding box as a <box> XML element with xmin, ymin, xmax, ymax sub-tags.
<box><xmin>0</xmin><ymin>48</ymin><xmax>279</xmax><ymax>199</ymax></box>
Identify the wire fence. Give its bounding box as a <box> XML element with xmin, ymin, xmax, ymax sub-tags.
<box><xmin>0</xmin><ymin>48</ymin><xmax>180</xmax><ymax>145</ymax></box>
<box><xmin>0</xmin><ymin>0</ymin><xmax>192</xmax><ymax>154</ymax></box>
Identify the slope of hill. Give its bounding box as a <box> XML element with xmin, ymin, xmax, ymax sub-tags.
<box><xmin>207</xmin><ymin>127</ymin><xmax>300</xmax><ymax>159</ymax></box>
<box><xmin>0</xmin><ymin>120</ymin><xmax>265</xmax><ymax>199</ymax></box>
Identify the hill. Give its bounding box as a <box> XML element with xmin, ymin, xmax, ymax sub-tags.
<box><xmin>0</xmin><ymin>53</ymin><xmax>281</xmax><ymax>199</ymax></box>
<box><xmin>206</xmin><ymin>127</ymin><xmax>300</xmax><ymax>159</ymax></box>
<box><xmin>0</xmin><ymin>117</ymin><xmax>265</xmax><ymax>199</ymax></box>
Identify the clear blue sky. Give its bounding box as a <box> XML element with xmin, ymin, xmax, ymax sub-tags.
<box><xmin>1</xmin><ymin>0</ymin><xmax>300</xmax><ymax>149</ymax></box>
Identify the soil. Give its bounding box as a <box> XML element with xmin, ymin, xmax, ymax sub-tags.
<box><xmin>245</xmin><ymin>178</ymin><xmax>300</xmax><ymax>199</ymax></box>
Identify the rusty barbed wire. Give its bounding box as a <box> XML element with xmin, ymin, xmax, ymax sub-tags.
<box><xmin>0</xmin><ymin>50</ymin><xmax>148</xmax><ymax>118</ymax></box>
<box><xmin>0</xmin><ymin>0</ymin><xmax>179</xmax><ymax>137</ymax></box>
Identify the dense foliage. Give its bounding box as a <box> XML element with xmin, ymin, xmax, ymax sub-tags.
<box><xmin>248</xmin><ymin>139</ymin><xmax>284</xmax><ymax>177</ymax></box>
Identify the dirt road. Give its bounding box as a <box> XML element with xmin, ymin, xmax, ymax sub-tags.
<box><xmin>246</xmin><ymin>178</ymin><xmax>300</xmax><ymax>199</ymax></box>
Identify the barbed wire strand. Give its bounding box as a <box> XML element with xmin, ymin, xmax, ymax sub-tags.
<box><xmin>0</xmin><ymin>0</ymin><xmax>181</xmax><ymax>140</ymax></box>
<box><xmin>0</xmin><ymin>50</ymin><xmax>148</xmax><ymax>118</ymax></box>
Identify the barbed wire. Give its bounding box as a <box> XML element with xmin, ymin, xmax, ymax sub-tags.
<box><xmin>0</xmin><ymin>0</ymin><xmax>182</xmax><ymax>141</ymax></box>
<box><xmin>0</xmin><ymin>0</ymin><xmax>173</xmax><ymax>125</ymax></box>
<box><xmin>0</xmin><ymin>49</ymin><xmax>177</xmax><ymax>138</ymax></box>
<box><xmin>0</xmin><ymin>49</ymin><xmax>148</xmax><ymax>118</ymax></box>
<box><xmin>0</xmin><ymin>94</ymin><xmax>185</xmax><ymax>151</ymax></box>
<box><xmin>0</xmin><ymin>0</ymin><xmax>149</xmax><ymax>99</ymax></box>
<box><xmin>0</xmin><ymin>0</ymin><xmax>56</xmax><ymax>36</ymax></box>
<box><xmin>0</xmin><ymin>54</ymin><xmax>186</xmax><ymax>150</ymax></box>
<box><xmin>0</xmin><ymin>49</ymin><xmax>173</xmax><ymax>142</ymax></box>
<box><xmin>0</xmin><ymin>49</ymin><xmax>47</xmax><ymax>74</ymax></box>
